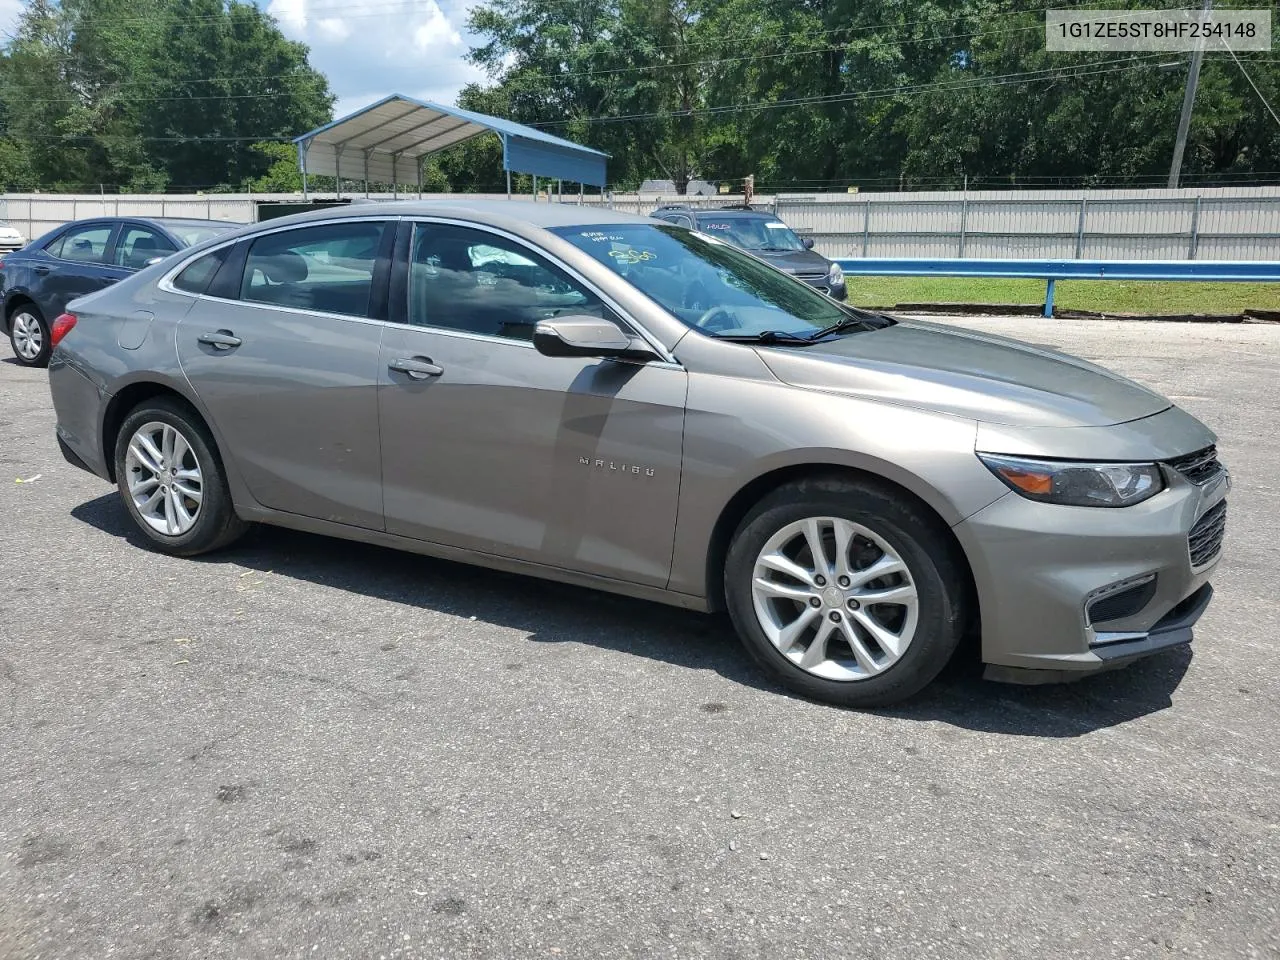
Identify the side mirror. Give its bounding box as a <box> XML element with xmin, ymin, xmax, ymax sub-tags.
<box><xmin>533</xmin><ymin>315</ymin><xmax>656</xmax><ymax>361</ymax></box>
<box><xmin>802</xmin><ymin>237</ymin><xmax>815</xmax><ymax>249</ymax></box>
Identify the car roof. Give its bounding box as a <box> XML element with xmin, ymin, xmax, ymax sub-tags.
<box><xmin>45</xmin><ymin>215</ymin><xmax>240</xmax><ymax>232</ymax></box>
<box><xmin>262</xmin><ymin>198</ymin><xmax>655</xmax><ymax>232</ymax></box>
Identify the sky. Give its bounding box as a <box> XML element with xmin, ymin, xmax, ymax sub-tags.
<box><xmin>261</xmin><ymin>0</ymin><xmax>487</xmax><ymax>118</ymax></box>
<box><xmin>0</xmin><ymin>0</ymin><xmax>488</xmax><ymax>121</ymax></box>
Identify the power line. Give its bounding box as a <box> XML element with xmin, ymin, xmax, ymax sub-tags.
<box><xmin>1216</xmin><ymin>37</ymin><xmax>1280</xmax><ymax>128</ymax></box>
<box><xmin>487</xmin><ymin>5</ymin><xmax>1280</xmax><ymax>93</ymax></box>
<box><xmin>532</xmin><ymin>53</ymin><xmax>1173</xmax><ymax>128</ymax></box>
<box><xmin>6</xmin><ymin>6</ymin><xmax>1204</xmax><ymax>106</ymax></box>
<box><xmin>5</xmin><ymin>0</ymin><xmax>1136</xmax><ymax>72</ymax></box>
<box><xmin>491</xmin><ymin>22</ymin><xmax>1050</xmax><ymax>93</ymax></box>
<box><xmin>0</xmin><ymin>54</ymin><xmax>1169</xmax><ymax>142</ymax></box>
<box><xmin>6</xmin><ymin>27</ymin><xmax>1012</xmax><ymax>104</ymax></box>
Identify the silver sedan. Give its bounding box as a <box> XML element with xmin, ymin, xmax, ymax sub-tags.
<box><xmin>46</xmin><ymin>201</ymin><xmax>1227</xmax><ymax>706</ymax></box>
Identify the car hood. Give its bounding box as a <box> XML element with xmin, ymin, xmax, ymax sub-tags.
<box><xmin>755</xmin><ymin>319</ymin><xmax>1171</xmax><ymax>428</ymax></box>
<box><xmin>752</xmin><ymin>248</ymin><xmax>831</xmax><ymax>275</ymax></box>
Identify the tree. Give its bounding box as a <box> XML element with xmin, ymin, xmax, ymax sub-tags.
<box><xmin>243</xmin><ymin>141</ymin><xmax>303</xmax><ymax>192</ymax></box>
<box><xmin>461</xmin><ymin>0</ymin><xmax>1280</xmax><ymax>192</ymax></box>
<box><xmin>0</xmin><ymin>0</ymin><xmax>333</xmax><ymax>192</ymax></box>
<box><xmin>141</xmin><ymin>0</ymin><xmax>333</xmax><ymax>190</ymax></box>
<box><xmin>465</xmin><ymin>0</ymin><xmax>711</xmax><ymax>191</ymax></box>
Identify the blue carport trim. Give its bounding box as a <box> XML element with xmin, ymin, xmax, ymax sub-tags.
<box><xmin>834</xmin><ymin>257</ymin><xmax>1280</xmax><ymax>317</ymax></box>
<box><xmin>293</xmin><ymin>93</ymin><xmax>609</xmax><ymax>189</ymax></box>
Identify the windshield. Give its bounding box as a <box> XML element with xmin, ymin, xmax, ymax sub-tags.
<box><xmin>166</xmin><ymin>222</ymin><xmax>239</xmax><ymax>246</ymax></box>
<box><xmin>695</xmin><ymin>217</ymin><xmax>807</xmax><ymax>252</ymax></box>
<box><xmin>552</xmin><ymin>222</ymin><xmax>881</xmax><ymax>339</ymax></box>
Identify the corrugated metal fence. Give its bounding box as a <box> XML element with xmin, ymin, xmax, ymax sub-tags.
<box><xmin>7</xmin><ymin>186</ymin><xmax>1280</xmax><ymax>261</ymax></box>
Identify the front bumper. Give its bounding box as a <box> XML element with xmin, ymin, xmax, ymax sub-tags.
<box><xmin>954</xmin><ymin>460</ymin><xmax>1227</xmax><ymax>679</ymax></box>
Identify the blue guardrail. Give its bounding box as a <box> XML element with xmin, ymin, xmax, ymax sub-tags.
<box><xmin>833</xmin><ymin>257</ymin><xmax>1280</xmax><ymax>317</ymax></box>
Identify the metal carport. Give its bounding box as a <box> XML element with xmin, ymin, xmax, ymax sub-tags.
<box><xmin>293</xmin><ymin>94</ymin><xmax>608</xmax><ymax>198</ymax></box>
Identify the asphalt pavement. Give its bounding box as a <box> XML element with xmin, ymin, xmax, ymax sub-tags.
<box><xmin>1</xmin><ymin>315</ymin><xmax>1278</xmax><ymax>959</ymax></box>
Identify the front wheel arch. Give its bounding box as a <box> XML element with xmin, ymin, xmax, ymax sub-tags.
<box><xmin>704</xmin><ymin>465</ymin><xmax>978</xmax><ymax>626</ymax></box>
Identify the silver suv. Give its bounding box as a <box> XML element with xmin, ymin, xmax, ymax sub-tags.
<box><xmin>46</xmin><ymin>201</ymin><xmax>1227</xmax><ymax>707</ymax></box>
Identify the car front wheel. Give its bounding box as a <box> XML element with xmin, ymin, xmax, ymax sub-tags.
<box><xmin>8</xmin><ymin>306</ymin><xmax>50</xmax><ymax>367</ymax></box>
<box><xmin>114</xmin><ymin>399</ymin><xmax>248</xmax><ymax>556</ymax></box>
<box><xmin>725</xmin><ymin>475</ymin><xmax>967</xmax><ymax>707</ymax></box>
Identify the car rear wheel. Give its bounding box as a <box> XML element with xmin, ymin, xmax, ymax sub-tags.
<box><xmin>114</xmin><ymin>399</ymin><xmax>248</xmax><ymax>556</ymax></box>
<box><xmin>8</xmin><ymin>306</ymin><xmax>50</xmax><ymax>368</ymax></box>
<box><xmin>725</xmin><ymin>475</ymin><xmax>967</xmax><ymax>707</ymax></box>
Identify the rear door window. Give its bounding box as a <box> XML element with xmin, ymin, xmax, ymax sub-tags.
<box><xmin>46</xmin><ymin>224</ymin><xmax>114</xmax><ymax>264</ymax></box>
<box><xmin>240</xmin><ymin>221</ymin><xmax>388</xmax><ymax>318</ymax></box>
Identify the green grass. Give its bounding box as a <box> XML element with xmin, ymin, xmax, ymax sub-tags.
<box><xmin>845</xmin><ymin>276</ymin><xmax>1280</xmax><ymax>315</ymax></box>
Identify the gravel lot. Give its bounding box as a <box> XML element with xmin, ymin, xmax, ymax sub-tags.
<box><xmin>1</xmin><ymin>316</ymin><xmax>1278</xmax><ymax>960</ymax></box>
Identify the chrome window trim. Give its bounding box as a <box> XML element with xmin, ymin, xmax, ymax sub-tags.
<box><xmin>157</xmin><ymin>215</ymin><xmax>402</xmax><ymax>297</ymax></box>
<box><xmin>156</xmin><ymin>212</ymin><xmax>682</xmax><ymax>368</ymax></box>
<box><xmin>376</xmin><ymin>320</ymin><xmax>683</xmax><ymax>371</ymax></box>
<box><xmin>172</xmin><ymin>293</ymin><xmax>389</xmax><ymax>328</ymax></box>
<box><xmin>172</xmin><ymin>289</ymin><xmax>682</xmax><ymax>371</ymax></box>
<box><xmin>402</xmin><ymin>216</ymin><xmax>680</xmax><ymax>367</ymax></box>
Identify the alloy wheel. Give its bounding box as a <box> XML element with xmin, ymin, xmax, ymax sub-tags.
<box><xmin>124</xmin><ymin>421</ymin><xmax>204</xmax><ymax>536</ymax></box>
<box><xmin>11</xmin><ymin>312</ymin><xmax>43</xmax><ymax>361</ymax></box>
<box><xmin>750</xmin><ymin>516</ymin><xmax>919</xmax><ymax>681</ymax></box>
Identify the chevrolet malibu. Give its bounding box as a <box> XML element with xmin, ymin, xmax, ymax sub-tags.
<box><xmin>45</xmin><ymin>201</ymin><xmax>1228</xmax><ymax>707</ymax></box>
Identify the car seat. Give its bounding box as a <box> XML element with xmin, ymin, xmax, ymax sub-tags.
<box><xmin>128</xmin><ymin>236</ymin><xmax>159</xmax><ymax>269</ymax></box>
<box><xmin>243</xmin><ymin>249</ymin><xmax>308</xmax><ymax>306</ymax></box>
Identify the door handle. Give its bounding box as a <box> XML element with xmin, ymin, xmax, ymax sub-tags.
<box><xmin>389</xmin><ymin>356</ymin><xmax>443</xmax><ymax>380</ymax></box>
<box><xmin>100</xmin><ymin>277</ymin><xmax>119</xmax><ymax>286</ymax></box>
<box><xmin>34</xmin><ymin>265</ymin><xmax>49</xmax><ymax>276</ymax></box>
<box><xmin>197</xmin><ymin>330</ymin><xmax>242</xmax><ymax>350</ymax></box>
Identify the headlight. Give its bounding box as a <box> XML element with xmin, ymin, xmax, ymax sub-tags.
<box><xmin>827</xmin><ymin>262</ymin><xmax>843</xmax><ymax>285</ymax></box>
<box><xmin>978</xmin><ymin>454</ymin><xmax>1164</xmax><ymax>507</ymax></box>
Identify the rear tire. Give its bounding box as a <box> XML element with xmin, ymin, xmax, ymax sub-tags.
<box><xmin>8</xmin><ymin>304</ymin><xmax>50</xmax><ymax>368</ymax></box>
<box><xmin>113</xmin><ymin>398</ymin><xmax>248</xmax><ymax>556</ymax></box>
<box><xmin>725</xmin><ymin>474</ymin><xmax>967</xmax><ymax>707</ymax></box>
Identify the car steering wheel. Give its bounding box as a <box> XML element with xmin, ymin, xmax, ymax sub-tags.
<box><xmin>695</xmin><ymin>305</ymin><xmax>735</xmax><ymax>332</ymax></box>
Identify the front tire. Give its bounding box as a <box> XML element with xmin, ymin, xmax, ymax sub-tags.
<box><xmin>725</xmin><ymin>475</ymin><xmax>967</xmax><ymax>707</ymax></box>
<box><xmin>8</xmin><ymin>305</ymin><xmax>50</xmax><ymax>368</ymax></box>
<box><xmin>113</xmin><ymin>398</ymin><xmax>248</xmax><ymax>556</ymax></box>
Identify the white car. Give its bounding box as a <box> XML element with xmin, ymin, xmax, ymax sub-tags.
<box><xmin>0</xmin><ymin>222</ymin><xmax>27</xmax><ymax>254</ymax></box>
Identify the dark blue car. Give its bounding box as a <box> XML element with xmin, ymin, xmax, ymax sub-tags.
<box><xmin>2</xmin><ymin>216</ymin><xmax>239</xmax><ymax>367</ymax></box>
<box><xmin>651</xmin><ymin>205</ymin><xmax>847</xmax><ymax>302</ymax></box>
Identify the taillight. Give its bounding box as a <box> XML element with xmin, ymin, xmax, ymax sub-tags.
<box><xmin>50</xmin><ymin>313</ymin><xmax>77</xmax><ymax>347</ymax></box>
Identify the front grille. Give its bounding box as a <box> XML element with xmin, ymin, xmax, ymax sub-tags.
<box><xmin>1188</xmin><ymin>499</ymin><xmax>1227</xmax><ymax>567</ymax></box>
<box><xmin>1167</xmin><ymin>445</ymin><xmax>1222</xmax><ymax>485</ymax></box>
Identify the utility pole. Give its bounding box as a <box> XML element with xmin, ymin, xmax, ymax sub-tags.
<box><xmin>1169</xmin><ymin>0</ymin><xmax>1213</xmax><ymax>188</ymax></box>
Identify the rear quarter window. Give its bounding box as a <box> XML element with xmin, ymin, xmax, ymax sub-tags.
<box><xmin>172</xmin><ymin>248</ymin><xmax>231</xmax><ymax>295</ymax></box>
